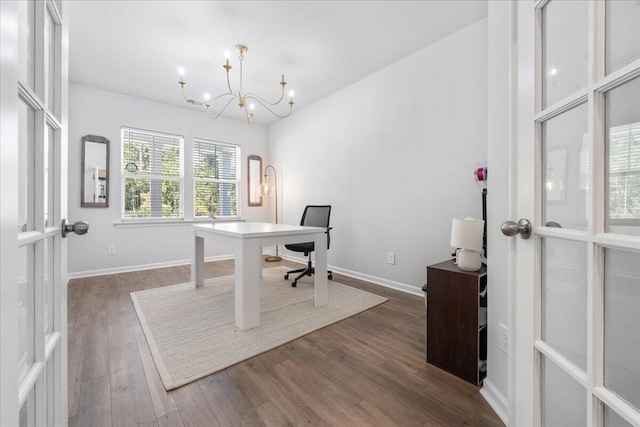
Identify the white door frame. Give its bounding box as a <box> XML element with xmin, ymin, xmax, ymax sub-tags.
<box><xmin>510</xmin><ymin>0</ymin><xmax>537</xmax><ymax>425</ymax></box>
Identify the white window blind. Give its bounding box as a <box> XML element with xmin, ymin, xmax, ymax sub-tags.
<box><xmin>608</xmin><ymin>122</ymin><xmax>640</xmax><ymax>220</ymax></box>
<box><xmin>193</xmin><ymin>138</ymin><xmax>240</xmax><ymax>217</ymax></box>
<box><xmin>121</xmin><ymin>127</ymin><xmax>184</xmax><ymax>219</ymax></box>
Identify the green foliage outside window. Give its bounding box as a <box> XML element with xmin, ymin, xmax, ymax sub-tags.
<box><xmin>193</xmin><ymin>142</ymin><xmax>238</xmax><ymax>217</ymax></box>
<box><xmin>120</xmin><ymin>131</ymin><xmax>238</xmax><ymax>220</ymax></box>
<box><xmin>122</xmin><ymin>136</ymin><xmax>183</xmax><ymax>218</ymax></box>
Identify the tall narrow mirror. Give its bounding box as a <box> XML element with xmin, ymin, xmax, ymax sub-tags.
<box><xmin>81</xmin><ymin>135</ymin><xmax>109</xmax><ymax>207</ymax></box>
<box><xmin>248</xmin><ymin>155</ymin><xmax>262</xmax><ymax>206</ymax></box>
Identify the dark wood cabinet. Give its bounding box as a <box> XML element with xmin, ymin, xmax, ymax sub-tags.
<box><xmin>425</xmin><ymin>259</ymin><xmax>487</xmax><ymax>385</ymax></box>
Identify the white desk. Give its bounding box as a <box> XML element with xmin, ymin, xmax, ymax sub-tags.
<box><xmin>191</xmin><ymin>222</ymin><xmax>328</xmax><ymax>331</ymax></box>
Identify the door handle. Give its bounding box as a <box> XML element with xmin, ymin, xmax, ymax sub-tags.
<box><xmin>501</xmin><ymin>218</ymin><xmax>532</xmax><ymax>239</ymax></box>
<box><xmin>61</xmin><ymin>219</ymin><xmax>89</xmax><ymax>238</ymax></box>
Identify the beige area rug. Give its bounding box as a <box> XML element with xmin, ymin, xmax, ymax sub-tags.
<box><xmin>130</xmin><ymin>266</ymin><xmax>387</xmax><ymax>391</ymax></box>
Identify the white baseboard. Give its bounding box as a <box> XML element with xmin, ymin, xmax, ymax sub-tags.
<box><xmin>480</xmin><ymin>379</ymin><xmax>508</xmax><ymax>425</ymax></box>
<box><xmin>276</xmin><ymin>252</ymin><xmax>424</xmax><ymax>297</ymax></box>
<box><xmin>67</xmin><ymin>254</ymin><xmax>234</xmax><ymax>280</ymax></box>
<box><xmin>70</xmin><ymin>249</ymin><xmax>425</xmax><ymax>299</ymax></box>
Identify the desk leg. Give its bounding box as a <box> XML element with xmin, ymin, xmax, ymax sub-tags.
<box><xmin>192</xmin><ymin>233</ymin><xmax>204</xmax><ymax>289</ymax></box>
<box><xmin>313</xmin><ymin>233</ymin><xmax>328</xmax><ymax>307</ymax></box>
<box><xmin>235</xmin><ymin>239</ymin><xmax>261</xmax><ymax>331</ymax></box>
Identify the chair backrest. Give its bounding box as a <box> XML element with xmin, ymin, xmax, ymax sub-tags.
<box><xmin>300</xmin><ymin>205</ymin><xmax>331</xmax><ymax>228</ymax></box>
<box><xmin>300</xmin><ymin>205</ymin><xmax>331</xmax><ymax>249</ymax></box>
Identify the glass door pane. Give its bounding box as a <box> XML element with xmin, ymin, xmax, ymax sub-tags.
<box><xmin>542</xmin><ymin>355</ymin><xmax>587</xmax><ymax>426</ymax></box>
<box><xmin>45</xmin><ymin>10</ymin><xmax>57</xmax><ymax>116</ymax></box>
<box><xmin>605</xmin><ymin>76</ymin><xmax>640</xmax><ymax>237</ymax></box>
<box><xmin>44</xmin><ymin>238</ymin><xmax>54</xmax><ymax>338</ymax></box>
<box><xmin>19</xmin><ymin>387</ymin><xmax>36</xmax><ymax>427</ymax></box>
<box><xmin>18</xmin><ymin>244</ymin><xmax>35</xmax><ymax>384</ymax></box>
<box><xmin>606</xmin><ymin>1</ymin><xmax>640</xmax><ymax>75</ymax></box>
<box><xmin>542</xmin><ymin>0</ymin><xmax>589</xmax><ymax>108</ymax></box>
<box><xmin>17</xmin><ymin>0</ymin><xmax>36</xmax><ymax>88</ymax></box>
<box><xmin>541</xmin><ymin>238</ymin><xmax>588</xmax><ymax>370</ymax></box>
<box><xmin>604</xmin><ymin>247</ymin><xmax>640</xmax><ymax>411</ymax></box>
<box><xmin>19</xmin><ymin>98</ymin><xmax>35</xmax><ymax>233</ymax></box>
<box><xmin>604</xmin><ymin>404</ymin><xmax>633</xmax><ymax>427</ymax></box>
<box><xmin>46</xmin><ymin>356</ymin><xmax>55</xmax><ymax>426</ymax></box>
<box><xmin>44</xmin><ymin>125</ymin><xmax>55</xmax><ymax>227</ymax></box>
<box><xmin>542</xmin><ymin>103</ymin><xmax>589</xmax><ymax>231</ymax></box>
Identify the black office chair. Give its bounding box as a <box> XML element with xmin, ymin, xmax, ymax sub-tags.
<box><xmin>284</xmin><ymin>205</ymin><xmax>333</xmax><ymax>287</ymax></box>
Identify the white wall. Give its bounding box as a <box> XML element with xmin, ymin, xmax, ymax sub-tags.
<box><xmin>483</xmin><ymin>1</ymin><xmax>511</xmax><ymax>420</ymax></box>
<box><xmin>68</xmin><ymin>84</ymin><xmax>270</xmax><ymax>276</ymax></box>
<box><xmin>268</xmin><ymin>19</ymin><xmax>488</xmax><ymax>293</ymax></box>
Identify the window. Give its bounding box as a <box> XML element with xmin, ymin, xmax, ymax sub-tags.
<box><xmin>193</xmin><ymin>138</ymin><xmax>240</xmax><ymax>218</ymax></box>
<box><xmin>608</xmin><ymin>122</ymin><xmax>640</xmax><ymax>223</ymax></box>
<box><xmin>121</xmin><ymin>128</ymin><xmax>184</xmax><ymax>219</ymax></box>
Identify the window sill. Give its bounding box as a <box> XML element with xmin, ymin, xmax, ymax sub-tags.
<box><xmin>113</xmin><ymin>217</ymin><xmax>245</xmax><ymax>228</ymax></box>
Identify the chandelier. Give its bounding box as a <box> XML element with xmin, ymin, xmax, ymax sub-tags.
<box><xmin>178</xmin><ymin>44</ymin><xmax>294</xmax><ymax>125</ymax></box>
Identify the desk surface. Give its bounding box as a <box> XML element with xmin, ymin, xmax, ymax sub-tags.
<box><xmin>193</xmin><ymin>222</ymin><xmax>326</xmax><ymax>239</ymax></box>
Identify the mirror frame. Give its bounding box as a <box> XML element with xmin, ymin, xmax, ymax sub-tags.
<box><xmin>81</xmin><ymin>134</ymin><xmax>110</xmax><ymax>208</ymax></box>
<box><xmin>247</xmin><ymin>155</ymin><xmax>262</xmax><ymax>206</ymax></box>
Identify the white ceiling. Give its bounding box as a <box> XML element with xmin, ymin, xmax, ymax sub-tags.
<box><xmin>69</xmin><ymin>1</ymin><xmax>487</xmax><ymax>125</ymax></box>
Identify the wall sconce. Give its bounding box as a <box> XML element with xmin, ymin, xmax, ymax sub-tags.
<box><xmin>259</xmin><ymin>165</ymin><xmax>281</xmax><ymax>261</ymax></box>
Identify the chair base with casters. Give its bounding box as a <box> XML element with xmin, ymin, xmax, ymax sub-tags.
<box><xmin>284</xmin><ymin>252</ymin><xmax>333</xmax><ymax>287</ymax></box>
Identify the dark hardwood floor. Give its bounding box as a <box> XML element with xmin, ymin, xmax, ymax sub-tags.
<box><xmin>67</xmin><ymin>259</ymin><xmax>504</xmax><ymax>427</ymax></box>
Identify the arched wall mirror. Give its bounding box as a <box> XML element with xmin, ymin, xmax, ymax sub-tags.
<box><xmin>81</xmin><ymin>135</ymin><xmax>110</xmax><ymax>207</ymax></box>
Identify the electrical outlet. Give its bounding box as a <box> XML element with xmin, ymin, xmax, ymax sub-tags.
<box><xmin>387</xmin><ymin>252</ymin><xmax>395</xmax><ymax>265</ymax></box>
<box><xmin>500</xmin><ymin>323</ymin><xmax>509</xmax><ymax>355</ymax></box>
<box><xmin>108</xmin><ymin>245</ymin><xmax>116</xmax><ymax>255</ymax></box>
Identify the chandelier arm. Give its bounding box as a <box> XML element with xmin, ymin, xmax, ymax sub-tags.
<box><xmin>180</xmin><ymin>86</ymin><xmax>189</xmax><ymax>101</ymax></box>
<box><xmin>226</xmin><ymin>67</ymin><xmax>234</xmax><ymax>95</ymax></box>
<box><xmin>205</xmin><ymin>97</ymin><xmax>235</xmax><ymax>120</ymax></box>
<box><xmin>211</xmin><ymin>92</ymin><xmax>236</xmax><ymax>102</ymax></box>
<box><xmin>243</xmin><ymin>85</ymin><xmax>285</xmax><ymax>106</ymax></box>
<box><xmin>181</xmin><ymin>85</ymin><xmax>235</xmax><ymax>106</ymax></box>
<box><xmin>180</xmin><ymin>86</ymin><xmax>201</xmax><ymax>105</ymax></box>
<box><xmin>248</xmin><ymin>96</ymin><xmax>293</xmax><ymax>119</ymax></box>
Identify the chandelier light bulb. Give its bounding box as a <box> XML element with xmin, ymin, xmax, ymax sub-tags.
<box><xmin>550</xmin><ymin>68</ymin><xmax>557</xmax><ymax>76</ymax></box>
<box><xmin>288</xmin><ymin>90</ymin><xmax>295</xmax><ymax>98</ymax></box>
<box><xmin>249</xmin><ymin>103</ymin><xmax>255</xmax><ymax>111</ymax></box>
<box><xmin>178</xmin><ymin>67</ymin><xmax>185</xmax><ymax>76</ymax></box>
<box><xmin>224</xmin><ymin>50</ymin><xmax>231</xmax><ymax>59</ymax></box>
<box><xmin>204</xmin><ymin>93</ymin><xmax>211</xmax><ymax>101</ymax></box>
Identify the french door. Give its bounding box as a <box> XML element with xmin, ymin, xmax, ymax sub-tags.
<box><xmin>513</xmin><ymin>0</ymin><xmax>640</xmax><ymax>426</ymax></box>
<box><xmin>1</xmin><ymin>0</ymin><xmax>69</xmax><ymax>425</ymax></box>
